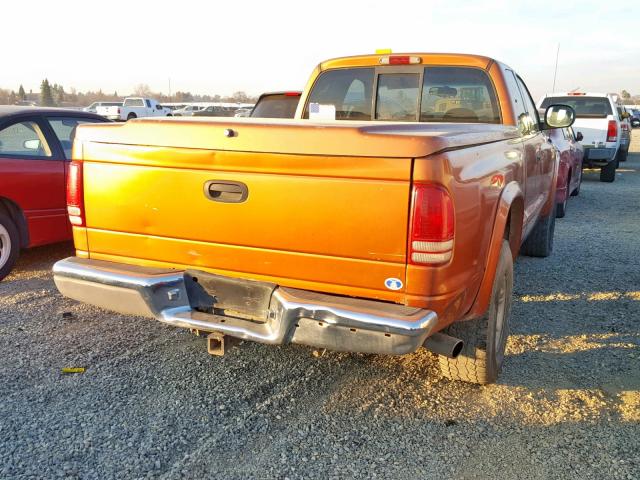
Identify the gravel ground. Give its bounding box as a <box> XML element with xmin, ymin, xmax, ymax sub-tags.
<box><xmin>1</xmin><ymin>134</ymin><xmax>639</xmax><ymax>480</ymax></box>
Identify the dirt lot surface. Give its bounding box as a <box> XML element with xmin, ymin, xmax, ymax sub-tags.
<box><xmin>1</xmin><ymin>135</ymin><xmax>639</xmax><ymax>480</ymax></box>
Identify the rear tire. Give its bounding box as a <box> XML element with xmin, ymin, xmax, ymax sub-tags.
<box><xmin>600</xmin><ymin>160</ymin><xmax>616</xmax><ymax>183</ymax></box>
<box><xmin>0</xmin><ymin>213</ymin><xmax>20</xmax><ymax>281</ymax></box>
<box><xmin>556</xmin><ymin>177</ymin><xmax>570</xmax><ymax>218</ymax></box>
<box><xmin>438</xmin><ymin>240</ymin><xmax>513</xmax><ymax>385</ymax></box>
<box><xmin>520</xmin><ymin>203</ymin><xmax>556</xmax><ymax>257</ymax></box>
<box><xmin>126</xmin><ymin>113</ymin><xmax>137</xmax><ymax>121</ymax></box>
<box><xmin>571</xmin><ymin>169</ymin><xmax>581</xmax><ymax>196</ymax></box>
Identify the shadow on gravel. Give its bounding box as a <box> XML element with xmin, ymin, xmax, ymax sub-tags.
<box><xmin>8</xmin><ymin>242</ymin><xmax>74</xmax><ymax>277</ymax></box>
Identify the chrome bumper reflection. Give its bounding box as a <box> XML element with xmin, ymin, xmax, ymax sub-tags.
<box><xmin>53</xmin><ymin>257</ymin><xmax>438</xmax><ymax>355</ymax></box>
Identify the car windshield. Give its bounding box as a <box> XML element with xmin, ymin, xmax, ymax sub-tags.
<box><xmin>251</xmin><ymin>94</ymin><xmax>300</xmax><ymax>118</ymax></box>
<box><xmin>304</xmin><ymin>66</ymin><xmax>500</xmax><ymax>123</ymax></box>
<box><xmin>540</xmin><ymin>96</ymin><xmax>613</xmax><ymax>118</ymax></box>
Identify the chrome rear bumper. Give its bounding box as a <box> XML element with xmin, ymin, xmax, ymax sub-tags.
<box><xmin>53</xmin><ymin>258</ymin><xmax>438</xmax><ymax>355</ymax></box>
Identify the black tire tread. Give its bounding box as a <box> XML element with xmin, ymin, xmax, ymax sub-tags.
<box><xmin>438</xmin><ymin>240</ymin><xmax>513</xmax><ymax>385</ymax></box>
<box><xmin>600</xmin><ymin>160</ymin><xmax>616</xmax><ymax>182</ymax></box>
<box><xmin>520</xmin><ymin>203</ymin><xmax>556</xmax><ymax>257</ymax></box>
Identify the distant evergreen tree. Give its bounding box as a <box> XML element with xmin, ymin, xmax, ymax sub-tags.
<box><xmin>18</xmin><ymin>85</ymin><xmax>26</xmax><ymax>100</ymax></box>
<box><xmin>9</xmin><ymin>91</ymin><xmax>17</xmax><ymax>104</ymax></box>
<box><xmin>56</xmin><ymin>85</ymin><xmax>65</xmax><ymax>104</ymax></box>
<box><xmin>40</xmin><ymin>79</ymin><xmax>55</xmax><ymax>106</ymax></box>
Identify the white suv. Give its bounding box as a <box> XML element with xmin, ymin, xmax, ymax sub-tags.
<box><xmin>538</xmin><ymin>92</ymin><xmax>621</xmax><ymax>182</ymax></box>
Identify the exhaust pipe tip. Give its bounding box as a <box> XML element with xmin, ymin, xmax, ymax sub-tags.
<box><xmin>423</xmin><ymin>332</ymin><xmax>464</xmax><ymax>358</ymax></box>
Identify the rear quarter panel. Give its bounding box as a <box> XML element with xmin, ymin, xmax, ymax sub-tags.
<box><xmin>408</xmin><ymin>136</ymin><xmax>524</xmax><ymax>327</ymax></box>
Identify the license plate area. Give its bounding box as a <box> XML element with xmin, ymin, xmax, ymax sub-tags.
<box><xmin>185</xmin><ymin>270</ymin><xmax>277</xmax><ymax>322</ymax></box>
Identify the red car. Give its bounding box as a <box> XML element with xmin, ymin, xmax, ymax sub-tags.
<box><xmin>547</xmin><ymin>126</ymin><xmax>584</xmax><ymax>218</ymax></box>
<box><xmin>0</xmin><ymin>107</ymin><xmax>109</xmax><ymax>280</ymax></box>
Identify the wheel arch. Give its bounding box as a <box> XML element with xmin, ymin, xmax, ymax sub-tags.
<box><xmin>0</xmin><ymin>197</ymin><xmax>29</xmax><ymax>248</ymax></box>
<box><xmin>464</xmin><ymin>181</ymin><xmax>523</xmax><ymax>320</ymax></box>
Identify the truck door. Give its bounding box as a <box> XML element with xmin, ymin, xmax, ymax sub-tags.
<box><xmin>516</xmin><ymin>74</ymin><xmax>555</xmax><ymax>221</ymax></box>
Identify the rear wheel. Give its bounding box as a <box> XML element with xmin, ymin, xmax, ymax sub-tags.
<box><xmin>600</xmin><ymin>160</ymin><xmax>616</xmax><ymax>183</ymax></box>
<box><xmin>556</xmin><ymin>177</ymin><xmax>570</xmax><ymax>218</ymax></box>
<box><xmin>438</xmin><ymin>240</ymin><xmax>513</xmax><ymax>384</ymax></box>
<box><xmin>571</xmin><ymin>169</ymin><xmax>582</xmax><ymax>196</ymax></box>
<box><xmin>126</xmin><ymin>113</ymin><xmax>137</xmax><ymax>121</ymax></box>
<box><xmin>520</xmin><ymin>203</ymin><xmax>556</xmax><ymax>257</ymax></box>
<box><xmin>0</xmin><ymin>213</ymin><xmax>20</xmax><ymax>281</ymax></box>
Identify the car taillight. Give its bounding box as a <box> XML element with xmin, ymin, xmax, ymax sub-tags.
<box><xmin>607</xmin><ymin>120</ymin><xmax>617</xmax><ymax>142</ymax></box>
<box><xmin>621</xmin><ymin>123</ymin><xmax>628</xmax><ymax>132</ymax></box>
<box><xmin>67</xmin><ymin>161</ymin><xmax>85</xmax><ymax>227</ymax></box>
<box><xmin>117</xmin><ymin>107</ymin><xmax>121</xmax><ymax>114</ymax></box>
<box><xmin>409</xmin><ymin>184</ymin><xmax>454</xmax><ymax>265</ymax></box>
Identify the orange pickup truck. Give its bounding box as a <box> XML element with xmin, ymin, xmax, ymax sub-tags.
<box><xmin>53</xmin><ymin>53</ymin><xmax>575</xmax><ymax>384</ymax></box>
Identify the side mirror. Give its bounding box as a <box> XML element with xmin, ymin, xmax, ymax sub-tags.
<box><xmin>23</xmin><ymin>139</ymin><xmax>41</xmax><ymax>150</ymax></box>
<box><xmin>544</xmin><ymin>104</ymin><xmax>575</xmax><ymax>129</ymax></box>
<box><xmin>576</xmin><ymin>132</ymin><xmax>584</xmax><ymax>142</ymax></box>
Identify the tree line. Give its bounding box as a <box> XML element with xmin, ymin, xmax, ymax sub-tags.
<box><xmin>0</xmin><ymin>80</ymin><xmax>257</xmax><ymax>107</ymax></box>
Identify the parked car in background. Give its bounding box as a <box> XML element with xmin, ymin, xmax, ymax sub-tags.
<box><xmin>53</xmin><ymin>52</ymin><xmax>574</xmax><ymax>385</ymax></box>
<box><xmin>234</xmin><ymin>108</ymin><xmax>252</xmax><ymax>117</ymax></box>
<box><xmin>539</xmin><ymin>93</ymin><xmax>621</xmax><ymax>182</ymax></box>
<box><xmin>250</xmin><ymin>91</ymin><xmax>301</xmax><ymax>118</ymax></box>
<box><xmin>173</xmin><ymin>105</ymin><xmax>204</xmax><ymax>117</ymax></box>
<box><xmin>15</xmin><ymin>101</ymin><xmax>37</xmax><ymax>107</ymax></box>
<box><xmin>0</xmin><ymin>107</ymin><xmax>109</xmax><ymax>280</ymax></box>
<box><xmin>193</xmin><ymin>105</ymin><xmax>236</xmax><ymax>117</ymax></box>
<box><xmin>630</xmin><ymin>109</ymin><xmax>640</xmax><ymax>128</ymax></box>
<box><xmin>83</xmin><ymin>101</ymin><xmax>122</xmax><ymax>114</ymax></box>
<box><xmin>546</xmin><ymin>126</ymin><xmax>584</xmax><ymax>218</ymax></box>
<box><xmin>97</xmin><ymin>97</ymin><xmax>172</xmax><ymax>121</ymax></box>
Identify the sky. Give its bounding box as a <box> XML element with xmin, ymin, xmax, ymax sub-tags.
<box><xmin>2</xmin><ymin>0</ymin><xmax>638</xmax><ymax>102</ymax></box>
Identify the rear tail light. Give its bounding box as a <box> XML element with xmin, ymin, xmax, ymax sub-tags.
<box><xmin>621</xmin><ymin>123</ymin><xmax>628</xmax><ymax>132</ymax></box>
<box><xmin>67</xmin><ymin>161</ymin><xmax>85</xmax><ymax>227</ymax></box>
<box><xmin>409</xmin><ymin>184</ymin><xmax>454</xmax><ymax>265</ymax></box>
<box><xmin>607</xmin><ymin>120</ymin><xmax>617</xmax><ymax>142</ymax></box>
<box><xmin>117</xmin><ymin>107</ymin><xmax>121</xmax><ymax>114</ymax></box>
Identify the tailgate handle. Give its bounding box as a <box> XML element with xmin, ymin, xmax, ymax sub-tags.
<box><xmin>205</xmin><ymin>181</ymin><xmax>248</xmax><ymax>203</ymax></box>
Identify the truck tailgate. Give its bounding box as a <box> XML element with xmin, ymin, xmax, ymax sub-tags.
<box><xmin>573</xmin><ymin>116</ymin><xmax>612</xmax><ymax>146</ymax></box>
<box><xmin>79</xmin><ymin>135</ymin><xmax>414</xmax><ymax>302</ymax></box>
<box><xmin>75</xmin><ymin>119</ymin><xmax>515</xmax><ymax>302</ymax></box>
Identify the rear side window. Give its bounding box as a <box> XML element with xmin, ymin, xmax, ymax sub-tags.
<box><xmin>421</xmin><ymin>67</ymin><xmax>500</xmax><ymax>123</ymax></box>
<box><xmin>0</xmin><ymin>121</ymin><xmax>52</xmax><ymax>158</ymax></box>
<box><xmin>304</xmin><ymin>68</ymin><xmax>374</xmax><ymax>120</ymax></box>
<box><xmin>251</xmin><ymin>94</ymin><xmax>300</xmax><ymax>119</ymax></box>
<box><xmin>540</xmin><ymin>96</ymin><xmax>613</xmax><ymax>118</ymax></box>
<box><xmin>47</xmin><ymin>117</ymin><xmax>104</xmax><ymax>159</ymax></box>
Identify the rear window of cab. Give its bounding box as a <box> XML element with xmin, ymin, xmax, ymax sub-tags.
<box><xmin>304</xmin><ymin>66</ymin><xmax>501</xmax><ymax>123</ymax></box>
<box><xmin>540</xmin><ymin>96</ymin><xmax>613</xmax><ymax>118</ymax></box>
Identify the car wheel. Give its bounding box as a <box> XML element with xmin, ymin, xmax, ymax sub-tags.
<box><xmin>520</xmin><ymin>202</ymin><xmax>556</xmax><ymax>257</ymax></box>
<box><xmin>600</xmin><ymin>160</ymin><xmax>616</xmax><ymax>183</ymax></box>
<box><xmin>0</xmin><ymin>213</ymin><xmax>20</xmax><ymax>281</ymax></box>
<box><xmin>126</xmin><ymin>113</ymin><xmax>137</xmax><ymax>121</ymax></box>
<box><xmin>556</xmin><ymin>177</ymin><xmax>570</xmax><ymax>218</ymax></box>
<box><xmin>438</xmin><ymin>240</ymin><xmax>513</xmax><ymax>384</ymax></box>
<box><xmin>571</xmin><ymin>169</ymin><xmax>582</xmax><ymax>196</ymax></box>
